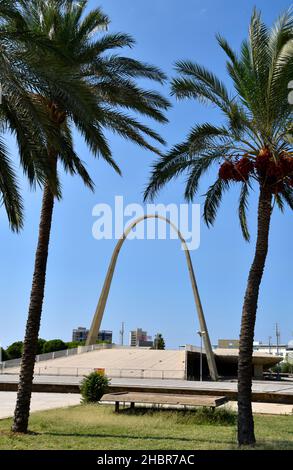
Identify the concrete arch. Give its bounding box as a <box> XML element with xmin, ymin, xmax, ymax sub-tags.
<box><xmin>86</xmin><ymin>214</ymin><xmax>218</xmax><ymax>381</ymax></box>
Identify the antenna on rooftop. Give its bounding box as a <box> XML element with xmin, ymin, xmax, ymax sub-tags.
<box><xmin>268</xmin><ymin>336</ymin><xmax>272</xmax><ymax>354</ymax></box>
<box><xmin>120</xmin><ymin>322</ymin><xmax>125</xmax><ymax>346</ymax></box>
<box><xmin>275</xmin><ymin>323</ymin><xmax>281</xmax><ymax>355</ymax></box>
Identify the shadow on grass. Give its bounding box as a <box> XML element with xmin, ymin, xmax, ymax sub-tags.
<box><xmin>253</xmin><ymin>440</ymin><xmax>293</xmax><ymax>450</ymax></box>
<box><xmin>40</xmin><ymin>431</ymin><xmax>236</xmax><ymax>447</ymax></box>
<box><xmin>33</xmin><ymin>430</ymin><xmax>293</xmax><ymax>450</ymax></box>
<box><xmin>44</xmin><ymin>432</ymin><xmax>194</xmax><ymax>442</ymax></box>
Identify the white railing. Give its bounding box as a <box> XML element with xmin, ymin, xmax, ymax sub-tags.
<box><xmin>0</xmin><ymin>343</ymin><xmax>133</xmax><ymax>372</ymax></box>
<box><xmin>0</xmin><ymin>365</ymin><xmax>185</xmax><ymax>380</ymax></box>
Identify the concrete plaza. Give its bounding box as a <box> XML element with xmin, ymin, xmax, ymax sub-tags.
<box><xmin>1</xmin><ymin>374</ymin><xmax>293</xmax><ymax>394</ymax></box>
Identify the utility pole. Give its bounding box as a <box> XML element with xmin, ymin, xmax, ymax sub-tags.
<box><xmin>119</xmin><ymin>322</ymin><xmax>125</xmax><ymax>346</ymax></box>
<box><xmin>276</xmin><ymin>323</ymin><xmax>281</xmax><ymax>356</ymax></box>
<box><xmin>268</xmin><ymin>336</ymin><xmax>272</xmax><ymax>354</ymax></box>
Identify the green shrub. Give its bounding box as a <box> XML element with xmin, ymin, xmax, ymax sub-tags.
<box><xmin>271</xmin><ymin>362</ymin><xmax>293</xmax><ymax>374</ymax></box>
<box><xmin>80</xmin><ymin>371</ymin><xmax>110</xmax><ymax>403</ymax></box>
<box><xmin>281</xmin><ymin>362</ymin><xmax>293</xmax><ymax>374</ymax></box>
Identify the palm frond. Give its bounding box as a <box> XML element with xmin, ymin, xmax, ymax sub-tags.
<box><xmin>184</xmin><ymin>150</ymin><xmax>223</xmax><ymax>202</ymax></box>
<box><xmin>0</xmin><ymin>137</ymin><xmax>23</xmax><ymax>231</ymax></box>
<box><xmin>203</xmin><ymin>178</ymin><xmax>230</xmax><ymax>227</ymax></box>
<box><xmin>274</xmin><ymin>193</ymin><xmax>285</xmax><ymax>212</ymax></box>
<box><xmin>144</xmin><ymin>122</ymin><xmax>233</xmax><ymax>202</ymax></box>
<box><xmin>239</xmin><ymin>182</ymin><xmax>251</xmax><ymax>241</ymax></box>
<box><xmin>280</xmin><ymin>183</ymin><xmax>293</xmax><ymax>210</ymax></box>
<box><xmin>174</xmin><ymin>60</ymin><xmax>230</xmax><ymax>102</ymax></box>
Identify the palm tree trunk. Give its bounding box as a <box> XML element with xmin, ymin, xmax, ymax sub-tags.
<box><xmin>12</xmin><ymin>178</ymin><xmax>55</xmax><ymax>433</ymax></box>
<box><xmin>237</xmin><ymin>186</ymin><xmax>272</xmax><ymax>446</ymax></box>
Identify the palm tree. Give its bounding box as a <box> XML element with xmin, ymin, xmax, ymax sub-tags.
<box><xmin>10</xmin><ymin>0</ymin><xmax>169</xmax><ymax>433</ymax></box>
<box><xmin>0</xmin><ymin>119</ymin><xmax>23</xmax><ymax>230</ymax></box>
<box><xmin>144</xmin><ymin>9</ymin><xmax>293</xmax><ymax>446</ymax></box>
<box><xmin>0</xmin><ymin>0</ymin><xmax>63</xmax><ymax>230</ymax></box>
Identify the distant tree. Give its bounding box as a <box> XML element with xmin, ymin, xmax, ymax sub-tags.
<box><xmin>66</xmin><ymin>340</ymin><xmax>112</xmax><ymax>349</ymax></box>
<box><xmin>37</xmin><ymin>339</ymin><xmax>46</xmax><ymax>355</ymax></box>
<box><xmin>0</xmin><ymin>348</ymin><xmax>9</xmax><ymax>362</ymax></box>
<box><xmin>6</xmin><ymin>342</ymin><xmax>23</xmax><ymax>360</ymax></box>
<box><xmin>42</xmin><ymin>339</ymin><xmax>67</xmax><ymax>354</ymax></box>
<box><xmin>281</xmin><ymin>361</ymin><xmax>293</xmax><ymax>374</ymax></box>
<box><xmin>66</xmin><ymin>341</ymin><xmax>85</xmax><ymax>349</ymax></box>
<box><xmin>154</xmin><ymin>333</ymin><xmax>165</xmax><ymax>350</ymax></box>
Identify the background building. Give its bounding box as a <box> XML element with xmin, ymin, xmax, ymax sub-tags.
<box><xmin>217</xmin><ymin>339</ymin><xmax>240</xmax><ymax>349</ymax></box>
<box><xmin>214</xmin><ymin>338</ymin><xmax>293</xmax><ymax>363</ymax></box>
<box><xmin>72</xmin><ymin>327</ymin><xmax>89</xmax><ymax>342</ymax></box>
<box><xmin>129</xmin><ymin>328</ymin><xmax>153</xmax><ymax>347</ymax></box>
<box><xmin>253</xmin><ymin>341</ymin><xmax>290</xmax><ymax>361</ymax></box>
<box><xmin>97</xmin><ymin>330</ymin><xmax>113</xmax><ymax>343</ymax></box>
<box><xmin>72</xmin><ymin>327</ymin><xmax>112</xmax><ymax>344</ymax></box>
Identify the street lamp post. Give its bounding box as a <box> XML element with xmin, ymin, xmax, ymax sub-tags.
<box><xmin>197</xmin><ymin>330</ymin><xmax>206</xmax><ymax>381</ymax></box>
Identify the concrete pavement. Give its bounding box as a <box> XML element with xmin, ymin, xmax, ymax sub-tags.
<box><xmin>1</xmin><ymin>374</ymin><xmax>293</xmax><ymax>392</ymax></box>
<box><xmin>224</xmin><ymin>401</ymin><xmax>292</xmax><ymax>415</ymax></box>
<box><xmin>0</xmin><ymin>392</ymin><xmax>81</xmax><ymax>419</ymax></box>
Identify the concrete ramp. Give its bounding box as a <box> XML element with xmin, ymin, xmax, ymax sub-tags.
<box><xmin>5</xmin><ymin>349</ymin><xmax>186</xmax><ymax>380</ymax></box>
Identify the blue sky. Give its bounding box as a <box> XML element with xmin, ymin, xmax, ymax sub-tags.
<box><xmin>0</xmin><ymin>0</ymin><xmax>292</xmax><ymax>349</ymax></box>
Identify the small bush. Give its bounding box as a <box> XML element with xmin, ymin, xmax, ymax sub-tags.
<box><xmin>80</xmin><ymin>371</ymin><xmax>110</xmax><ymax>403</ymax></box>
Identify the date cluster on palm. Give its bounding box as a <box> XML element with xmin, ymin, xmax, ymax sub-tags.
<box><xmin>47</xmin><ymin>101</ymin><xmax>67</xmax><ymax>125</ymax></box>
<box><xmin>219</xmin><ymin>158</ymin><xmax>254</xmax><ymax>182</ymax></box>
<box><xmin>219</xmin><ymin>146</ymin><xmax>293</xmax><ymax>193</ymax></box>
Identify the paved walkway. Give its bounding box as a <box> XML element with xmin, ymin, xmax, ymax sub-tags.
<box><xmin>0</xmin><ymin>392</ymin><xmax>81</xmax><ymax>419</ymax></box>
<box><xmin>224</xmin><ymin>401</ymin><xmax>292</xmax><ymax>415</ymax></box>
<box><xmin>1</xmin><ymin>375</ymin><xmax>293</xmax><ymax>394</ymax></box>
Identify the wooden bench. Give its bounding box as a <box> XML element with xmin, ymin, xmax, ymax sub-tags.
<box><xmin>100</xmin><ymin>392</ymin><xmax>228</xmax><ymax>413</ymax></box>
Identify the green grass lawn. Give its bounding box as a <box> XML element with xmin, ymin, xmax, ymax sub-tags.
<box><xmin>0</xmin><ymin>405</ymin><xmax>292</xmax><ymax>450</ymax></box>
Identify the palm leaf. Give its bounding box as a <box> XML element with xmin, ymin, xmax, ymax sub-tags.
<box><xmin>239</xmin><ymin>182</ymin><xmax>251</xmax><ymax>241</ymax></box>
<box><xmin>0</xmin><ymin>137</ymin><xmax>23</xmax><ymax>231</ymax></box>
<box><xmin>203</xmin><ymin>178</ymin><xmax>230</xmax><ymax>227</ymax></box>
